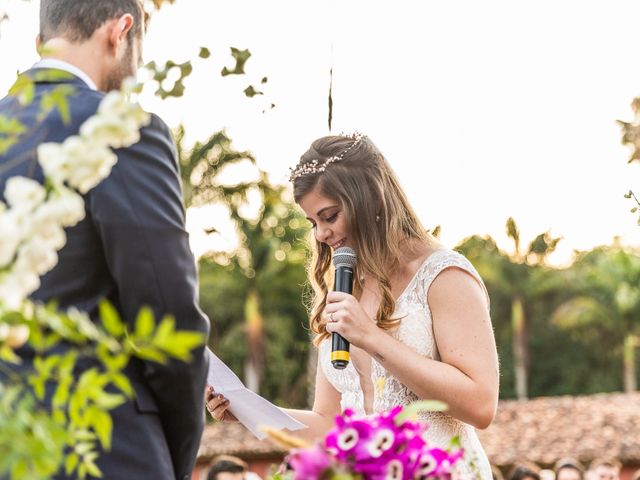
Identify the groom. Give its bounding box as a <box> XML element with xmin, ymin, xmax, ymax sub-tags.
<box><xmin>0</xmin><ymin>1</ymin><xmax>209</xmax><ymax>479</ymax></box>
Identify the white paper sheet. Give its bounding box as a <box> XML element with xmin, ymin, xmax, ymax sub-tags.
<box><xmin>206</xmin><ymin>348</ymin><xmax>307</xmax><ymax>440</ymax></box>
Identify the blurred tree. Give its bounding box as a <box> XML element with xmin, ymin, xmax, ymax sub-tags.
<box><xmin>617</xmin><ymin>97</ymin><xmax>640</xmax><ymax>223</ymax></box>
<box><xmin>456</xmin><ymin>218</ymin><xmax>561</xmax><ymax>399</ymax></box>
<box><xmin>176</xmin><ymin>126</ymin><xmax>310</xmax><ymax>399</ymax></box>
<box><xmin>551</xmin><ymin>243</ymin><xmax>640</xmax><ymax>392</ymax></box>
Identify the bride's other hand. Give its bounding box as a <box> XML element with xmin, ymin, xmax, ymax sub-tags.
<box><xmin>205</xmin><ymin>385</ymin><xmax>238</xmax><ymax>422</ymax></box>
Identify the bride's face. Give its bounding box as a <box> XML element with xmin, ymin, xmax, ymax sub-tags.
<box><xmin>298</xmin><ymin>186</ymin><xmax>350</xmax><ymax>251</ymax></box>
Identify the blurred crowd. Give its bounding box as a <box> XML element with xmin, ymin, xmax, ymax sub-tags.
<box><xmin>496</xmin><ymin>458</ymin><xmax>640</xmax><ymax>480</ymax></box>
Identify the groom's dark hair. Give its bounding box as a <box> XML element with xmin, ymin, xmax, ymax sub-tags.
<box><xmin>39</xmin><ymin>0</ymin><xmax>146</xmax><ymax>44</ymax></box>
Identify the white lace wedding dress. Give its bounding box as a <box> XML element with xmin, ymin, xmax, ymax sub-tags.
<box><xmin>319</xmin><ymin>249</ymin><xmax>493</xmax><ymax>479</ymax></box>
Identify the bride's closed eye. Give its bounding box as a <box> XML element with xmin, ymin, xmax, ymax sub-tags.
<box><xmin>324</xmin><ymin>212</ymin><xmax>339</xmax><ymax>223</ymax></box>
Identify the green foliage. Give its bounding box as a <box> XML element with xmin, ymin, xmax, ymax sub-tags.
<box><xmin>244</xmin><ymin>85</ymin><xmax>263</xmax><ymax>98</ymax></box>
<box><xmin>175</xmin><ymin>126</ymin><xmax>258</xmax><ymax>209</ymax></box>
<box><xmin>0</xmin><ymin>300</ymin><xmax>205</xmax><ymax>479</ymax></box>
<box><xmin>0</xmin><ymin>71</ymin><xmax>75</xmax><ymax>156</ymax></box>
<box><xmin>0</xmin><ymin>114</ymin><xmax>27</xmax><ymax>155</ymax></box>
<box><xmin>221</xmin><ymin>47</ymin><xmax>251</xmax><ymax>76</ymax></box>
<box><xmin>145</xmin><ymin>59</ymin><xmax>193</xmax><ymax>99</ymax></box>
<box><xmin>456</xmin><ymin>233</ymin><xmax>640</xmax><ymax>398</ymax></box>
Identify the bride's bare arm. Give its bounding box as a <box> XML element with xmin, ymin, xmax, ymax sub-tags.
<box><xmin>325</xmin><ymin>268</ymin><xmax>499</xmax><ymax>430</ymax></box>
<box><xmin>281</xmin><ymin>353</ymin><xmax>342</xmax><ymax>443</ymax></box>
<box><xmin>206</xmin><ymin>350</ymin><xmax>342</xmax><ymax>443</ymax></box>
<box><xmin>365</xmin><ymin>268</ymin><xmax>499</xmax><ymax>429</ymax></box>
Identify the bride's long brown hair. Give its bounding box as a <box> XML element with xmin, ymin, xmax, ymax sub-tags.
<box><xmin>291</xmin><ymin>134</ymin><xmax>432</xmax><ymax>345</ymax></box>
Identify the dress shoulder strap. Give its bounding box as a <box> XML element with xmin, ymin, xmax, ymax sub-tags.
<box><xmin>414</xmin><ymin>249</ymin><xmax>490</xmax><ymax>310</ymax></box>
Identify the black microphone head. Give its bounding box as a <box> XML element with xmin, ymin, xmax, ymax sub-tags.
<box><xmin>332</xmin><ymin>246</ymin><xmax>357</xmax><ymax>269</ymax></box>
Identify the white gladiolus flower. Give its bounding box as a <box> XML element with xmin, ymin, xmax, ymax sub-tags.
<box><xmin>15</xmin><ymin>237</ymin><xmax>59</xmax><ymax>276</ymax></box>
<box><xmin>29</xmin><ymin>213</ymin><xmax>67</xmax><ymax>250</ymax></box>
<box><xmin>5</xmin><ymin>177</ymin><xmax>46</xmax><ymax>211</ymax></box>
<box><xmin>80</xmin><ymin>113</ymin><xmax>138</xmax><ymax>148</ymax></box>
<box><xmin>0</xmin><ymin>273</ymin><xmax>28</xmax><ymax>310</ymax></box>
<box><xmin>62</xmin><ymin>136</ymin><xmax>117</xmax><ymax>193</ymax></box>
<box><xmin>0</xmin><ymin>86</ymin><xmax>150</xmax><ymax>316</ymax></box>
<box><xmin>38</xmin><ymin>142</ymin><xmax>69</xmax><ymax>187</ymax></box>
<box><xmin>0</xmin><ymin>211</ymin><xmax>23</xmax><ymax>268</ymax></box>
<box><xmin>5</xmin><ymin>324</ymin><xmax>29</xmax><ymax>348</ymax></box>
<box><xmin>35</xmin><ymin>187</ymin><xmax>85</xmax><ymax>228</ymax></box>
<box><xmin>98</xmin><ymin>91</ymin><xmax>132</xmax><ymax>118</ymax></box>
<box><xmin>98</xmin><ymin>91</ymin><xmax>150</xmax><ymax>127</ymax></box>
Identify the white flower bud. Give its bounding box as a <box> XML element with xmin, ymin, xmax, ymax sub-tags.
<box><xmin>5</xmin><ymin>177</ymin><xmax>46</xmax><ymax>211</ymax></box>
<box><xmin>15</xmin><ymin>236</ymin><xmax>59</xmax><ymax>276</ymax></box>
<box><xmin>0</xmin><ymin>211</ymin><xmax>24</xmax><ymax>268</ymax></box>
<box><xmin>38</xmin><ymin>142</ymin><xmax>69</xmax><ymax>187</ymax></box>
<box><xmin>61</xmin><ymin>136</ymin><xmax>117</xmax><ymax>194</ymax></box>
<box><xmin>0</xmin><ymin>273</ymin><xmax>28</xmax><ymax>310</ymax></box>
<box><xmin>5</xmin><ymin>324</ymin><xmax>30</xmax><ymax>348</ymax></box>
<box><xmin>34</xmin><ymin>187</ymin><xmax>85</xmax><ymax>229</ymax></box>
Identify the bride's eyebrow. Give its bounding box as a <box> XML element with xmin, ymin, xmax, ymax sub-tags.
<box><xmin>316</xmin><ymin>205</ymin><xmax>339</xmax><ymax>217</ymax></box>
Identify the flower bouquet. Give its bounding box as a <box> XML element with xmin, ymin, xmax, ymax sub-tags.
<box><xmin>268</xmin><ymin>401</ymin><xmax>466</xmax><ymax>480</ymax></box>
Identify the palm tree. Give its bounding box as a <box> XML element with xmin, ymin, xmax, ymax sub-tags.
<box><xmin>552</xmin><ymin>244</ymin><xmax>640</xmax><ymax>392</ymax></box>
<box><xmin>457</xmin><ymin>217</ymin><xmax>561</xmax><ymax>399</ymax></box>
<box><xmin>176</xmin><ymin>126</ymin><xmax>310</xmax><ymax>394</ymax></box>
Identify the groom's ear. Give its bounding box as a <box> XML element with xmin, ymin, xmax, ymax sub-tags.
<box><xmin>35</xmin><ymin>34</ymin><xmax>41</xmax><ymax>52</ymax></box>
<box><xmin>107</xmin><ymin>14</ymin><xmax>134</xmax><ymax>55</ymax></box>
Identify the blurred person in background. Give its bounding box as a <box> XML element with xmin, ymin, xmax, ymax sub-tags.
<box><xmin>554</xmin><ymin>458</ymin><xmax>584</xmax><ymax>480</ymax></box>
<box><xmin>588</xmin><ymin>458</ymin><xmax>621</xmax><ymax>480</ymax></box>
<box><xmin>509</xmin><ymin>461</ymin><xmax>542</xmax><ymax>480</ymax></box>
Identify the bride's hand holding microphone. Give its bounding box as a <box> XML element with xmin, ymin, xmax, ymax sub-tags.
<box><xmin>323</xmin><ymin>291</ymin><xmax>380</xmax><ymax>350</ymax></box>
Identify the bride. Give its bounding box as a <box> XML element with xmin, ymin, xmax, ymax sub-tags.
<box><xmin>207</xmin><ymin>133</ymin><xmax>499</xmax><ymax>479</ymax></box>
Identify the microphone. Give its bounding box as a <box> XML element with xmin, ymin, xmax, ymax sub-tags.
<box><xmin>331</xmin><ymin>246</ymin><xmax>357</xmax><ymax>369</ymax></box>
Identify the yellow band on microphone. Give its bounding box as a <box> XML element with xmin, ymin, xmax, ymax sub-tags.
<box><xmin>331</xmin><ymin>351</ymin><xmax>350</xmax><ymax>362</ymax></box>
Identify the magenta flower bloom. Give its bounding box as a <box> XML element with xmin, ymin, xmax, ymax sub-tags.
<box><xmin>282</xmin><ymin>404</ymin><xmax>466</xmax><ymax>480</ymax></box>
<box><xmin>286</xmin><ymin>444</ymin><xmax>332</xmax><ymax>480</ymax></box>
<box><xmin>413</xmin><ymin>447</ymin><xmax>464</xmax><ymax>479</ymax></box>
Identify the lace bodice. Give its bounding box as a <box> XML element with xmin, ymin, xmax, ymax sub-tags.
<box><xmin>319</xmin><ymin>249</ymin><xmax>493</xmax><ymax>479</ymax></box>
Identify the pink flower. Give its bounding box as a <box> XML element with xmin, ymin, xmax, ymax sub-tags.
<box><xmin>286</xmin><ymin>444</ymin><xmax>332</xmax><ymax>480</ymax></box>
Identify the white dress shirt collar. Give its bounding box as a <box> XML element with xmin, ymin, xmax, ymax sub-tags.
<box><xmin>32</xmin><ymin>59</ymin><xmax>98</xmax><ymax>91</ymax></box>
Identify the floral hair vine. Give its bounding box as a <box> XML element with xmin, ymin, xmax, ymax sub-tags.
<box><xmin>288</xmin><ymin>131</ymin><xmax>366</xmax><ymax>182</ymax></box>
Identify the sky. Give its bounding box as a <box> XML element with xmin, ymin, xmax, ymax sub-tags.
<box><xmin>2</xmin><ymin>0</ymin><xmax>640</xmax><ymax>266</ymax></box>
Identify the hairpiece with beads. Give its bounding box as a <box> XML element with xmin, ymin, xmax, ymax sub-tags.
<box><xmin>288</xmin><ymin>132</ymin><xmax>365</xmax><ymax>182</ymax></box>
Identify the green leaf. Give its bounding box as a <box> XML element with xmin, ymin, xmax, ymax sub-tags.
<box><xmin>38</xmin><ymin>85</ymin><xmax>75</xmax><ymax>124</ymax></box>
<box><xmin>221</xmin><ymin>47</ymin><xmax>251</xmax><ymax>76</ymax></box>
<box><xmin>99</xmin><ymin>300</ymin><xmax>125</xmax><ymax>337</ymax></box>
<box><xmin>65</xmin><ymin>453</ymin><xmax>79</xmax><ymax>475</ymax></box>
<box><xmin>110</xmin><ymin>372</ymin><xmax>134</xmax><ymax>397</ymax></box>
<box><xmin>84</xmin><ymin>457</ymin><xmax>102</xmax><ymax>478</ymax></box>
<box><xmin>0</xmin><ymin>345</ymin><xmax>20</xmax><ymax>363</ymax></box>
<box><xmin>153</xmin><ymin>315</ymin><xmax>176</xmax><ymax>346</ymax></box>
<box><xmin>396</xmin><ymin>400</ymin><xmax>448</xmax><ymax>424</ymax></box>
<box><xmin>134</xmin><ymin>306</ymin><xmax>155</xmax><ymax>340</ymax></box>
<box><xmin>134</xmin><ymin>346</ymin><xmax>167</xmax><ymax>363</ymax></box>
<box><xmin>160</xmin><ymin>330</ymin><xmax>205</xmax><ymax>361</ymax></box>
<box><xmin>244</xmin><ymin>85</ymin><xmax>263</xmax><ymax>98</ymax></box>
<box><xmin>8</xmin><ymin>74</ymin><xmax>35</xmax><ymax>105</ymax></box>
<box><xmin>448</xmin><ymin>435</ymin><xmax>462</xmax><ymax>450</ymax></box>
<box><xmin>94</xmin><ymin>391</ymin><xmax>126</xmax><ymax>410</ymax></box>
<box><xmin>89</xmin><ymin>407</ymin><xmax>113</xmax><ymax>451</ymax></box>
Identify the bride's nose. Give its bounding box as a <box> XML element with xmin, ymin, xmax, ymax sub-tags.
<box><xmin>315</xmin><ymin>224</ymin><xmax>331</xmax><ymax>244</ymax></box>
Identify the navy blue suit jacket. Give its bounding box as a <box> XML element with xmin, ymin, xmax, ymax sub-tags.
<box><xmin>0</xmin><ymin>69</ymin><xmax>210</xmax><ymax>480</ymax></box>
